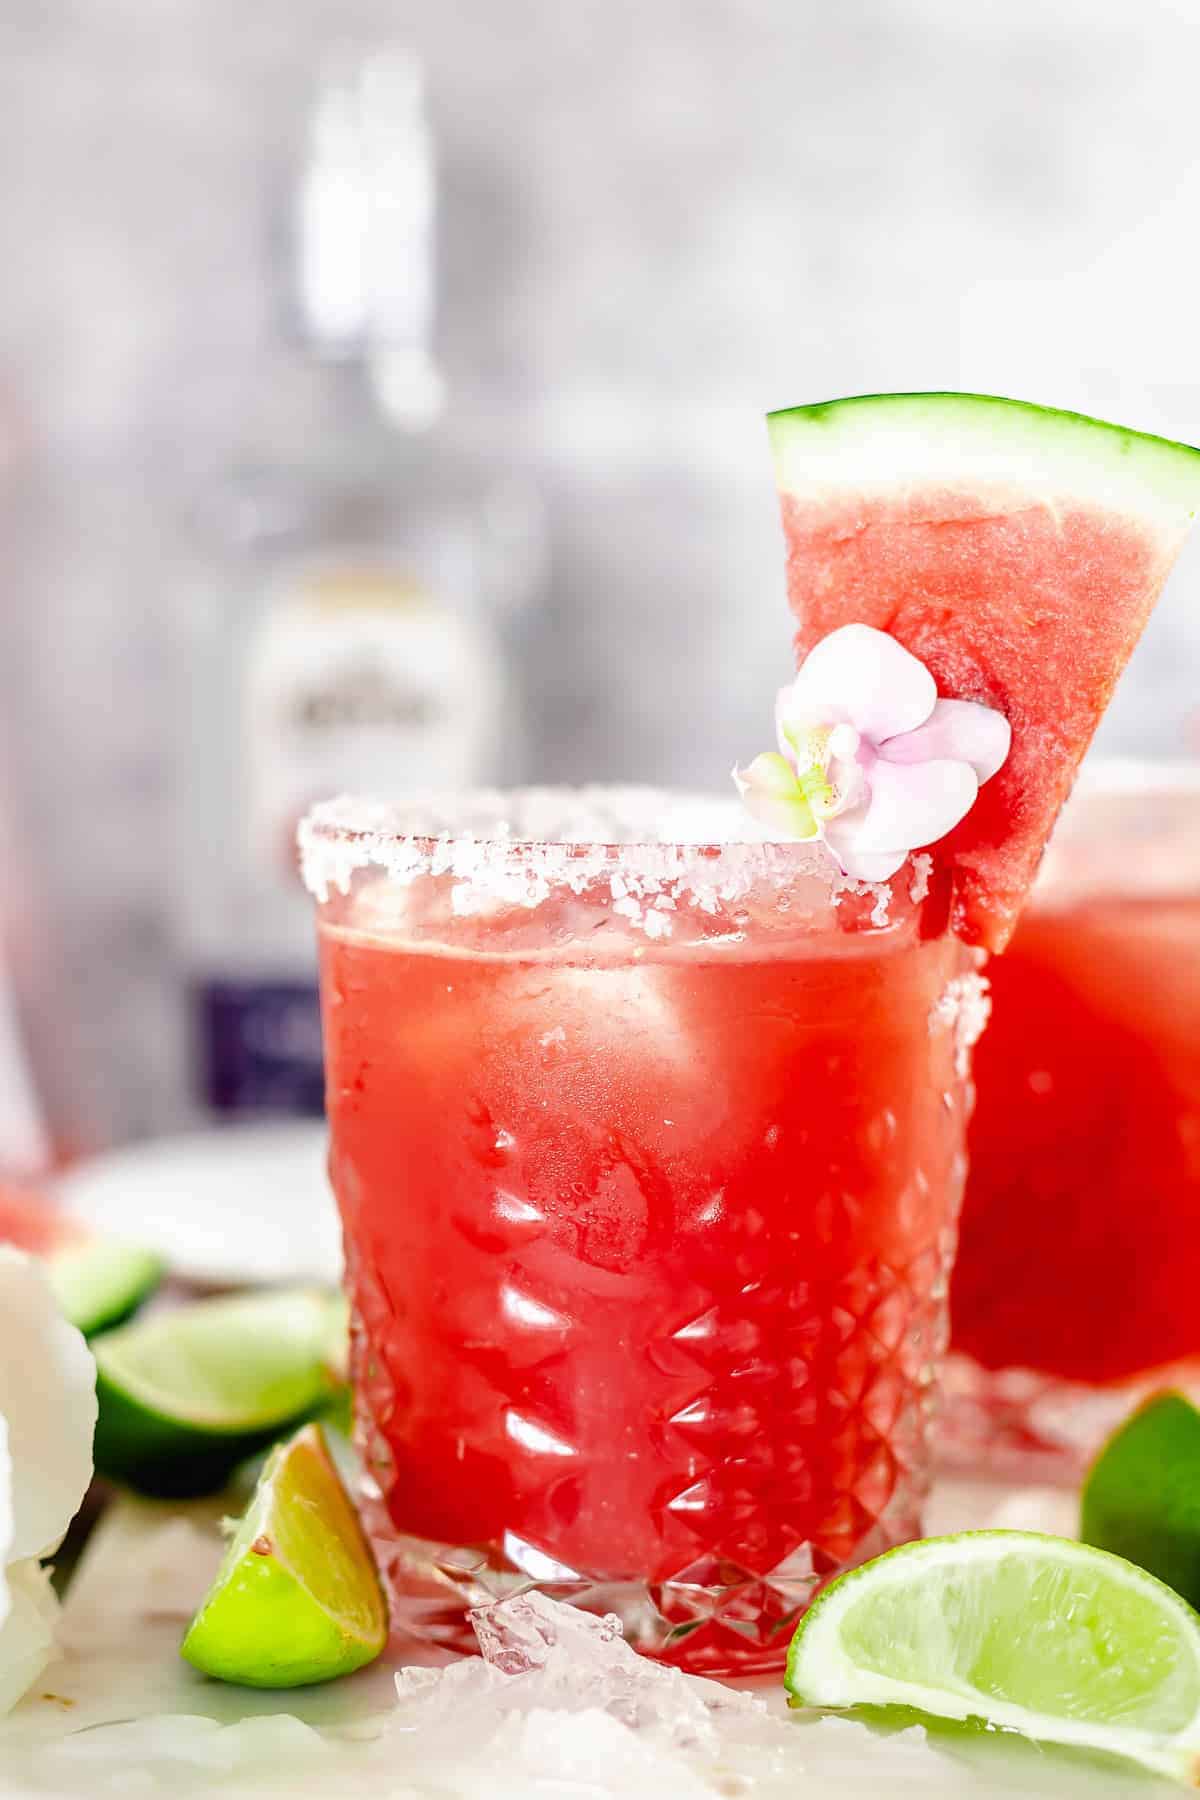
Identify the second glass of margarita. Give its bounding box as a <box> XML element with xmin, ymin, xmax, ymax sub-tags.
<box><xmin>302</xmin><ymin>789</ymin><xmax>982</xmax><ymax>1675</ymax></box>
<box><xmin>946</xmin><ymin>765</ymin><xmax>1200</xmax><ymax>1473</ymax></box>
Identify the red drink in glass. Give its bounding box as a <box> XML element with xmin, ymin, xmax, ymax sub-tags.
<box><xmin>946</xmin><ymin>768</ymin><xmax>1200</xmax><ymax>1472</ymax></box>
<box><xmin>303</xmin><ymin>792</ymin><xmax>980</xmax><ymax>1674</ymax></box>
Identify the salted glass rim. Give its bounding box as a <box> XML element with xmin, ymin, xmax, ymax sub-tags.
<box><xmin>296</xmin><ymin>787</ymin><xmax>900</xmax><ymax>915</ymax></box>
<box><xmin>1035</xmin><ymin>757</ymin><xmax>1200</xmax><ymax>904</ymax></box>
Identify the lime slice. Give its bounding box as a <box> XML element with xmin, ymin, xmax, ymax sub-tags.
<box><xmin>46</xmin><ymin>1237</ymin><xmax>163</xmax><ymax>1336</ymax></box>
<box><xmin>1083</xmin><ymin>1391</ymin><xmax>1200</xmax><ymax>1611</ymax></box>
<box><xmin>785</xmin><ymin>1530</ymin><xmax>1200</xmax><ymax>1783</ymax></box>
<box><xmin>92</xmin><ymin>1287</ymin><xmax>347</xmax><ymax>1498</ymax></box>
<box><xmin>0</xmin><ymin>1182</ymin><xmax>162</xmax><ymax>1334</ymax></box>
<box><xmin>181</xmin><ymin>1421</ymin><xmax>387</xmax><ymax>1688</ymax></box>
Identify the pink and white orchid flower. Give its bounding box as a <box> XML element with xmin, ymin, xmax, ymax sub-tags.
<box><xmin>734</xmin><ymin>624</ymin><xmax>1011</xmax><ymax>882</ymax></box>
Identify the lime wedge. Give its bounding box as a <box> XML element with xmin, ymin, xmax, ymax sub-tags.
<box><xmin>47</xmin><ymin>1237</ymin><xmax>163</xmax><ymax>1336</ymax></box>
<box><xmin>181</xmin><ymin>1421</ymin><xmax>387</xmax><ymax>1688</ymax></box>
<box><xmin>1083</xmin><ymin>1392</ymin><xmax>1200</xmax><ymax>1611</ymax></box>
<box><xmin>785</xmin><ymin>1531</ymin><xmax>1200</xmax><ymax>1784</ymax></box>
<box><xmin>92</xmin><ymin>1287</ymin><xmax>347</xmax><ymax>1498</ymax></box>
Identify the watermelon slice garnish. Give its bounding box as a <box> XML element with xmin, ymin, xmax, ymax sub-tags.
<box><xmin>770</xmin><ymin>392</ymin><xmax>1200</xmax><ymax>949</ymax></box>
<box><xmin>0</xmin><ymin>1181</ymin><xmax>81</xmax><ymax>1256</ymax></box>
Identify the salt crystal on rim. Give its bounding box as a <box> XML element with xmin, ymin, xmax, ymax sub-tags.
<box><xmin>297</xmin><ymin>787</ymin><xmax>904</xmax><ymax>940</ymax></box>
<box><xmin>930</xmin><ymin>967</ymin><xmax>992</xmax><ymax>1076</ymax></box>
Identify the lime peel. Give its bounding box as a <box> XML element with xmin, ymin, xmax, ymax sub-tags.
<box><xmin>92</xmin><ymin>1287</ymin><xmax>347</xmax><ymax>1498</ymax></box>
<box><xmin>1082</xmin><ymin>1391</ymin><xmax>1200</xmax><ymax>1613</ymax></box>
<box><xmin>46</xmin><ymin>1237</ymin><xmax>163</xmax><ymax>1337</ymax></box>
<box><xmin>182</xmin><ymin>1421</ymin><xmax>387</xmax><ymax>1689</ymax></box>
<box><xmin>785</xmin><ymin>1530</ymin><xmax>1200</xmax><ymax>1786</ymax></box>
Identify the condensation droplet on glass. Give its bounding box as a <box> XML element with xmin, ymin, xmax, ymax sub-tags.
<box><xmin>865</xmin><ymin>1108</ymin><xmax>898</xmax><ymax>1153</ymax></box>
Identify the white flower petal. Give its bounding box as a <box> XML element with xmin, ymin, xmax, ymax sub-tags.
<box><xmin>840</xmin><ymin>758</ymin><xmax>980</xmax><ymax>856</ymax></box>
<box><xmin>0</xmin><ymin>1249</ymin><xmax>96</xmax><ymax>1562</ymax></box>
<box><xmin>0</xmin><ymin>1558</ymin><xmax>59</xmax><ymax>1716</ymax></box>
<box><xmin>824</xmin><ymin>746</ymin><xmax>869</xmax><ymax>818</ymax></box>
<box><xmin>784</xmin><ymin>625</ymin><xmax>936</xmax><ymax>743</ymax></box>
<box><xmin>732</xmin><ymin>754</ymin><xmax>817</xmax><ymax>841</ymax></box>
<box><xmin>774</xmin><ymin>686</ymin><xmax>803</xmax><ymax>764</ymax></box>
<box><xmin>826</xmin><ymin>840</ymin><xmax>910</xmax><ymax>882</ymax></box>
<box><xmin>879</xmin><ymin>698</ymin><xmax>1011</xmax><ymax>785</ymax></box>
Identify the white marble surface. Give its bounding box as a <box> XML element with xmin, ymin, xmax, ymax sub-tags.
<box><xmin>0</xmin><ymin>1479</ymin><xmax>1176</xmax><ymax>1799</ymax></box>
<box><xmin>56</xmin><ymin>1122</ymin><xmax>339</xmax><ymax>1288</ymax></box>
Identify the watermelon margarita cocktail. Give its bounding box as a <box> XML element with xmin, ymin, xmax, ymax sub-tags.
<box><xmin>302</xmin><ymin>791</ymin><xmax>981</xmax><ymax>1674</ymax></box>
<box><xmin>302</xmin><ymin>393</ymin><xmax>1200</xmax><ymax>1673</ymax></box>
<box><xmin>946</xmin><ymin>769</ymin><xmax>1200</xmax><ymax>1469</ymax></box>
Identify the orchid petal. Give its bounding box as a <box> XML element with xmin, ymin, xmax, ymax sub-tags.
<box><xmin>879</xmin><ymin>699</ymin><xmax>1011</xmax><ymax>784</ymax></box>
<box><xmin>773</xmin><ymin>687</ymin><xmax>802</xmax><ymax>768</ymax></box>
<box><xmin>782</xmin><ymin>624</ymin><xmax>936</xmax><ymax>744</ymax></box>
<box><xmin>0</xmin><ymin>1250</ymin><xmax>96</xmax><ymax>1563</ymax></box>
<box><xmin>732</xmin><ymin>753</ymin><xmax>818</xmax><ymax>840</ymax></box>
<box><xmin>833</xmin><ymin>758</ymin><xmax>979</xmax><ymax>856</ymax></box>
<box><xmin>820</xmin><ymin>824</ymin><xmax>913</xmax><ymax>885</ymax></box>
<box><xmin>831</xmin><ymin>843</ymin><xmax>910</xmax><ymax>882</ymax></box>
<box><xmin>0</xmin><ymin>1559</ymin><xmax>58</xmax><ymax>1716</ymax></box>
<box><xmin>821</xmin><ymin>796</ymin><xmax>910</xmax><ymax>880</ymax></box>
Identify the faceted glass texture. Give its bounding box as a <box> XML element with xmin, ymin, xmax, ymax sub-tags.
<box><xmin>307</xmin><ymin>792</ymin><xmax>976</xmax><ymax>1673</ymax></box>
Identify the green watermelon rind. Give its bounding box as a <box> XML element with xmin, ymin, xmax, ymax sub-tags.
<box><xmin>769</xmin><ymin>392</ymin><xmax>1200</xmax><ymax>536</ymax></box>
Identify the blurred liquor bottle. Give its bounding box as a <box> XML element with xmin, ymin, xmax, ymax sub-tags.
<box><xmin>174</xmin><ymin>48</ymin><xmax>542</xmax><ymax>1122</ymax></box>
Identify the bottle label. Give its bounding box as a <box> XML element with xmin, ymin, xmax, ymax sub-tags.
<box><xmin>195</xmin><ymin>980</ymin><xmax>326</xmax><ymax>1117</ymax></box>
<box><xmin>243</xmin><ymin>564</ymin><xmax>500</xmax><ymax>879</ymax></box>
<box><xmin>189</xmin><ymin>559</ymin><xmax>500</xmax><ymax>1122</ymax></box>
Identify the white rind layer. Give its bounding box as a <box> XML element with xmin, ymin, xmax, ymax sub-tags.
<box><xmin>769</xmin><ymin>392</ymin><xmax>1200</xmax><ymax>549</ymax></box>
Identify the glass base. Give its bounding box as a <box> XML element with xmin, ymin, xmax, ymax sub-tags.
<box><xmin>359</xmin><ymin>1479</ymin><xmax>927</xmax><ymax>1678</ymax></box>
<box><xmin>938</xmin><ymin>1352</ymin><xmax>1200</xmax><ymax>1483</ymax></box>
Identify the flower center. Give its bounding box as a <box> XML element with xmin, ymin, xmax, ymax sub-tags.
<box><xmin>791</xmin><ymin>722</ymin><xmax>861</xmax><ymax>820</ymax></box>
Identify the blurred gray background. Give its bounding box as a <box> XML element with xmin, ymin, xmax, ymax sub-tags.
<box><xmin>1</xmin><ymin>0</ymin><xmax>1198</xmax><ymax>1147</ymax></box>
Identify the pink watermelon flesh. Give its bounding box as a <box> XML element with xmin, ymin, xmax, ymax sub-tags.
<box><xmin>0</xmin><ymin>1182</ymin><xmax>82</xmax><ymax>1256</ymax></box>
<box><xmin>773</xmin><ymin>397</ymin><xmax>1200</xmax><ymax>950</ymax></box>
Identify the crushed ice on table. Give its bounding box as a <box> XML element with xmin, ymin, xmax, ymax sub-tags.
<box><xmin>468</xmin><ymin>1590</ymin><xmax>762</xmax><ymax>1750</ymax></box>
<box><xmin>390</xmin><ymin>1591</ymin><xmax>796</xmax><ymax>1795</ymax></box>
<box><xmin>15</xmin><ymin>1582</ymin><xmax>1140</xmax><ymax>1800</ymax></box>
